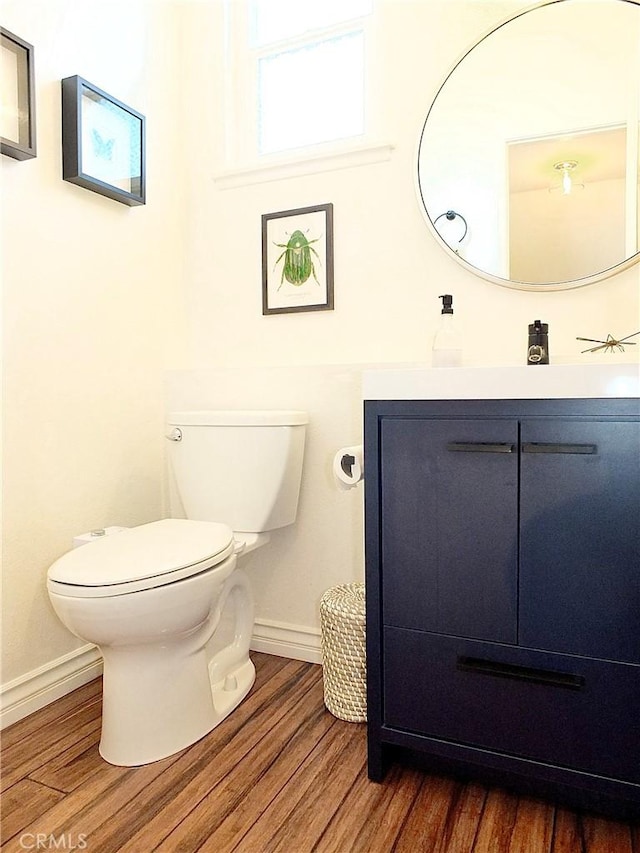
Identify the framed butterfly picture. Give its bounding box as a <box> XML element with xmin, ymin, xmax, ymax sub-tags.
<box><xmin>61</xmin><ymin>76</ymin><xmax>145</xmax><ymax>206</ymax></box>
<box><xmin>1</xmin><ymin>28</ymin><xmax>37</xmax><ymax>161</ymax></box>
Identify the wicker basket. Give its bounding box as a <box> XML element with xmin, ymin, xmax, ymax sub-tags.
<box><xmin>319</xmin><ymin>582</ymin><xmax>367</xmax><ymax>722</ymax></box>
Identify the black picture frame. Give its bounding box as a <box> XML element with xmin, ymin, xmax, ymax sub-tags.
<box><xmin>262</xmin><ymin>203</ymin><xmax>334</xmax><ymax>315</ymax></box>
<box><xmin>1</xmin><ymin>28</ymin><xmax>36</xmax><ymax>160</ymax></box>
<box><xmin>61</xmin><ymin>75</ymin><xmax>145</xmax><ymax>206</ymax></box>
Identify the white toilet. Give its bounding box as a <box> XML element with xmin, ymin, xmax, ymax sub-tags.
<box><xmin>47</xmin><ymin>409</ymin><xmax>308</xmax><ymax>766</ymax></box>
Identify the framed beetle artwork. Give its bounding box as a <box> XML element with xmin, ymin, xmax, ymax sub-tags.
<box><xmin>262</xmin><ymin>203</ymin><xmax>334</xmax><ymax>315</ymax></box>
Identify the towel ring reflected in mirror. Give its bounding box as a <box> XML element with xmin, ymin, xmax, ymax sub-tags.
<box><xmin>433</xmin><ymin>210</ymin><xmax>468</xmax><ymax>253</ymax></box>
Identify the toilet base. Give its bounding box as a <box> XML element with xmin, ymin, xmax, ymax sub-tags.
<box><xmin>98</xmin><ymin>569</ymin><xmax>255</xmax><ymax>766</ymax></box>
<box><xmin>209</xmin><ymin>656</ymin><xmax>256</xmax><ymax>722</ymax></box>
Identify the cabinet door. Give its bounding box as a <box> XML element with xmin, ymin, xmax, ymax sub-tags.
<box><xmin>381</xmin><ymin>418</ymin><xmax>518</xmax><ymax>642</ymax></box>
<box><xmin>519</xmin><ymin>419</ymin><xmax>640</xmax><ymax>663</ymax></box>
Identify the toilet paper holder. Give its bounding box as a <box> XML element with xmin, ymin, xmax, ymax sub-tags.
<box><xmin>333</xmin><ymin>444</ymin><xmax>364</xmax><ymax>489</ymax></box>
<box><xmin>341</xmin><ymin>454</ymin><xmax>357</xmax><ymax>477</ymax></box>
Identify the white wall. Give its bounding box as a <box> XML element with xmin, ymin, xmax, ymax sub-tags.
<box><xmin>3</xmin><ymin>0</ymin><xmax>639</xmax><ymax>721</ymax></box>
<box><xmin>1</xmin><ymin>0</ymin><xmax>187</xmax><ymax>717</ymax></box>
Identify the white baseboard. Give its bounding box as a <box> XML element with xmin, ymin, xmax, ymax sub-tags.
<box><xmin>250</xmin><ymin>617</ymin><xmax>322</xmax><ymax>664</ymax></box>
<box><xmin>1</xmin><ymin>620</ymin><xmax>321</xmax><ymax>730</ymax></box>
<box><xmin>0</xmin><ymin>645</ymin><xmax>103</xmax><ymax>730</ymax></box>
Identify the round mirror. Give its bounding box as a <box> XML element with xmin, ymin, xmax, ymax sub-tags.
<box><xmin>416</xmin><ymin>0</ymin><xmax>640</xmax><ymax>291</ymax></box>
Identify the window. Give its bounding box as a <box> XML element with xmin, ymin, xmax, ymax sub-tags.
<box><xmin>225</xmin><ymin>0</ymin><xmax>375</xmax><ymax>166</ymax></box>
<box><xmin>257</xmin><ymin>31</ymin><xmax>365</xmax><ymax>155</ymax></box>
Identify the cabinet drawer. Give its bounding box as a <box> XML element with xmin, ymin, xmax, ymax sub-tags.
<box><xmin>383</xmin><ymin>627</ymin><xmax>640</xmax><ymax>783</ymax></box>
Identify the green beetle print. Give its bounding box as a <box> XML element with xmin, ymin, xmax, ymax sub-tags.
<box><xmin>273</xmin><ymin>230</ymin><xmax>322</xmax><ymax>289</ymax></box>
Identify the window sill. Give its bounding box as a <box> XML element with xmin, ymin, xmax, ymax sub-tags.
<box><xmin>213</xmin><ymin>140</ymin><xmax>395</xmax><ymax>189</ymax></box>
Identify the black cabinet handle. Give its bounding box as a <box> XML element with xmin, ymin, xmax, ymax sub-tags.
<box><xmin>522</xmin><ymin>442</ymin><xmax>597</xmax><ymax>455</ymax></box>
<box><xmin>456</xmin><ymin>656</ymin><xmax>585</xmax><ymax>690</ymax></box>
<box><xmin>446</xmin><ymin>442</ymin><xmax>515</xmax><ymax>453</ymax></box>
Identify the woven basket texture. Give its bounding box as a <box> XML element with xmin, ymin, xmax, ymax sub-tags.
<box><xmin>320</xmin><ymin>582</ymin><xmax>366</xmax><ymax>722</ymax></box>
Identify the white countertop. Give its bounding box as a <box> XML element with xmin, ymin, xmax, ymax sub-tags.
<box><xmin>362</xmin><ymin>363</ymin><xmax>640</xmax><ymax>400</ymax></box>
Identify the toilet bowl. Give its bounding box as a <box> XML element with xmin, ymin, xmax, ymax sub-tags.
<box><xmin>47</xmin><ymin>410</ymin><xmax>308</xmax><ymax>766</ymax></box>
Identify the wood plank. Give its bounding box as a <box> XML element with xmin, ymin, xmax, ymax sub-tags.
<box><xmin>582</xmin><ymin>813</ymin><xmax>633</xmax><ymax>853</ymax></box>
<box><xmin>473</xmin><ymin>787</ymin><xmax>520</xmax><ymax>853</ymax></box>
<box><xmin>1</xmin><ymin>699</ymin><xmax>102</xmax><ymax>792</ymax></box>
<box><xmin>392</xmin><ymin>774</ymin><xmax>461</xmax><ymax>851</ymax></box>
<box><xmin>28</xmin><ymin>732</ymin><xmax>106</xmax><ymax>793</ymax></box>
<box><xmin>196</xmin><ymin>695</ymin><xmax>337</xmax><ymax>852</ymax></box>
<box><xmin>508</xmin><ymin>797</ymin><xmax>554</xmax><ymax>853</ymax></box>
<box><xmin>0</xmin><ymin>762</ymin><xmax>144</xmax><ymax>852</ymax></box>
<box><xmin>314</xmin><ymin>763</ymin><xmax>424</xmax><ymax>853</ymax></box>
<box><xmin>224</xmin><ymin>717</ymin><xmax>366</xmax><ymax>852</ymax></box>
<box><xmin>0</xmin><ymin>780</ymin><xmax>65</xmax><ymax>842</ymax></box>
<box><xmin>30</xmin><ymin>755</ymin><xmax>185</xmax><ymax>853</ymax></box>
<box><xmin>434</xmin><ymin>781</ymin><xmax>487</xmax><ymax>853</ymax></box>
<box><xmin>552</xmin><ymin>809</ymin><xmax>586</xmax><ymax>853</ymax></box>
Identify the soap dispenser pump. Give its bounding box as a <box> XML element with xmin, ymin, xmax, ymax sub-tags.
<box><xmin>432</xmin><ymin>294</ymin><xmax>462</xmax><ymax>367</ymax></box>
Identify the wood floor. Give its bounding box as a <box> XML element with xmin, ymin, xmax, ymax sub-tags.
<box><xmin>1</xmin><ymin>653</ymin><xmax>638</xmax><ymax>853</ymax></box>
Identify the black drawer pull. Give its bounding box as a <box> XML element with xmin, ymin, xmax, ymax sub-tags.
<box><xmin>522</xmin><ymin>442</ymin><xmax>597</xmax><ymax>455</ymax></box>
<box><xmin>456</xmin><ymin>656</ymin><xmax>585</xmax><ymax>690</ymax></box>
<box><xmin>447</xmin><ymin>442</ymin><xmax>515</xmax><ymax>453</ymax></box>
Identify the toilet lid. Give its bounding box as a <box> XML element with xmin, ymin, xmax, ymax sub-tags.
<box><xmin>48</xmin><ymin>519</ymin><xmax>234</xmax><ymax>588</ymax></box>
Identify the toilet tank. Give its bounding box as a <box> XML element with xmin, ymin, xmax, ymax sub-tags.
<box><xmin>166</xmin><ymin>410</ymin><xmax>308</xmax><ymax>533</ymax></box>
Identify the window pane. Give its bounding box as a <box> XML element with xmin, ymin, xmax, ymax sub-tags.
<box><xmin>250</xmin><ymin>0</ymin><xmax>372</xmax><ymax>47</ymax></box>
<box><xmin>258</xmin><ymin>32</ymin><xmax>365</xmax><ymax>154</ymax></box>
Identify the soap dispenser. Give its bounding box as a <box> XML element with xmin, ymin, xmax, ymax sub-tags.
<box><xmin>432</xmin><ymin>294</ymin><xmax>462</xmax><ymax>367</ymax></box>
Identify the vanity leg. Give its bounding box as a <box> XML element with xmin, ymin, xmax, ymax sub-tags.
<box><xmin>367</xmin><ymin>734</ymin><xmax>389</xmax><ymax>782</ymax></box>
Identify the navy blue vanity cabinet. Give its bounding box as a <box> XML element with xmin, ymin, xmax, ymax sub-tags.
<box><xmin>364</xmin><ymin>398</ymin><xmax>640</xmax><ymax>820</ymax></box>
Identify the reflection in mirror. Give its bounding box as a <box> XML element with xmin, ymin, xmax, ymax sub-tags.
<box><xmin>417</xmin><ymin>0</ymin><xmax>640</xmax><ymax>290</ymax></box>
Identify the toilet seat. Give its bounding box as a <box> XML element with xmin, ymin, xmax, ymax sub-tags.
<box><xmin>47</xmin><ymin>519</ymin><xmax>234</xmax><ymax>598</ymax></box>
